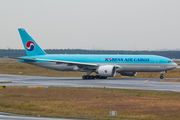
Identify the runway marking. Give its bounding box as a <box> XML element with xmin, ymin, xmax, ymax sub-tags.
<box><xmin>144</xmin><ymin>79</ymin><xmax>149</xmax><ymax>82</ymax></box>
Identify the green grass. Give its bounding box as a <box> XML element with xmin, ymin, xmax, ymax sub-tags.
<box><xmin>159</xmin><ymin>79</ymin><xmax>180</xmax><ymax>82</ymax></box>
<box><xmin>0</xmin><ymin>86</ymin><xmax>180</xmax><ymax>120</ymax></box>
<box><xmin>0</xmin><ymin>81</ymin><xmax>12</xmax><ymax>83</ymax></box>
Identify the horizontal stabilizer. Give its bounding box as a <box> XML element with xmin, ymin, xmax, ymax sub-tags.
<box><xmin>9</xmin><ymin>57</ymin><xmax>37</xmax><ymax>62</ymax></box>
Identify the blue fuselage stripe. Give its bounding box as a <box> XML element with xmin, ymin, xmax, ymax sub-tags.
<box><xmin>19</xmin><ymin>54</ymin><xmax>174</xmax><ymax>64</ymax></box>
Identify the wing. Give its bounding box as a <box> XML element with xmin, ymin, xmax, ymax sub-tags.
<box><xmin>37</xmin><ymin>58</ymin><xmax>99</xmax><ymax>69</ymax></box>
<box><xmin>10</xmin><ymin>57</ymin><xmax>99</xmax><ymax>69</ymax></box>
<box><xmin>9</xmin><ymin>57</ymin><xmax>37</xmax><ymax>61</ymax></box>
<box><xmin>10</xmin><ymin>57</ymin><xmax>121</xmax><ymax>70</ymax></box>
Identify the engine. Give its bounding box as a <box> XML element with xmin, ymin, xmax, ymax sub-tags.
<box><xmin>96</xmin><ymin>65</ymin><xmax>116</xmax><ymax>77</ymax></box>
<box><xmin>119</xmin><ymin>72</ymin><xmax>137</xmax><ymax>76</ymax></box>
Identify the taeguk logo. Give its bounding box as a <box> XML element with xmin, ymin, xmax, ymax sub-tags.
<box><xmin>26</xmin><ymin>41</ymin><xmax>35</xmax><ymax>52</ymax></box>
<box><xmin>105</xmin><ymin>70</ymin><xmax>107</xmax><ymax>73</ymax></box>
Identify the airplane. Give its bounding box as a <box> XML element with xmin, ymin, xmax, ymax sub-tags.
<box><xmin>13</xmin><ymin>28</ymin><xmax>177</xmax><ymax>79</ymax></box>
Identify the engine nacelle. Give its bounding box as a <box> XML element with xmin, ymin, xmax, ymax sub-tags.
<box><xmin>119</xmin><ymin>72</ymin><xmax>137</xmax><ymax>76</ymax></box>
<box><xmin>97</xmin><ymin>65</ymin><xmax>116</xmax><ymax>77</ymax></box>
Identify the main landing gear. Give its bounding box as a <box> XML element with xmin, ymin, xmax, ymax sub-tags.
<box><xmin>160</xmin><ymin>71</ymin><xmax>166</xmax><ymax>79</ymax></box>
<box><xmin>82</xmin><ymin>75</ymin><xmax>107</xmax><ymax>79</ymax></box>
<box><xmin>160</xmin><ymin>75</ymin><xmax>163</xmax><ymax>79</ymax></box>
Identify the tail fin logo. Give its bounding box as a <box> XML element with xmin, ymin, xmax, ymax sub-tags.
<box><xmin>26</xmin><ymin>41</ymin><xmax>35</xmax><ymax>52</ymax></box>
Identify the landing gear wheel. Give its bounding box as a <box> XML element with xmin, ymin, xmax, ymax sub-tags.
<box><xmin>95</xmin><ymin>75</ymin><xmax>100</xmax><ymax>79</ymax></box>
<box><xmin>160</xmin><ymin>71</ymin><xmax>166</xmax><ymax>79</ymax></box>
<box><xmin>91</xmin><ymin>76</ymin><xmax>95</xmax><ymax>79</ymax></box>
<box><xmin>82</xmin><ymin>75</ymin><xmax>107</xmax><ymax>79</ymax></box>
<box><xmin>82</xmin><ymin>76</ymin><xmax>86</xmax><ymax>79</ymax></box>
<box><xmin>95</xmin><ymin>75</ymin><xmax>107</xmax><ymax>79</ymax></box>
<box><xmin>82</xmin><ymin>75</ymin><xmax>95</xmax><ymax>79</ymax></box>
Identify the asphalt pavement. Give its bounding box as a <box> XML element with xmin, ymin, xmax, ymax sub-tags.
<box><xmin>0</xmin><ymin>74</ymin><xmax>180</xmax><ymax>92</ymax></box>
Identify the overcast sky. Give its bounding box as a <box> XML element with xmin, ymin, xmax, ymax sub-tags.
<box><xmin>0</xmin><ymin>0</ymin><xmax>180</xmax><ymax>50</ymax></box>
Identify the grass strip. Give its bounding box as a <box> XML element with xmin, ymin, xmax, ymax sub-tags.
<box><xmin>0</xmin><ymin>86</ymin><xmax>180</xmax><ymax>120</ymax></box>
<box><xmin>0</xmin><ymin>81</ymin><xmax>12</xmax><ymax>83</ymax></box>
<box><xmin>159</xmin><ymin>79</ymin><xmax>180</xmax><ymax>82</ymax></box>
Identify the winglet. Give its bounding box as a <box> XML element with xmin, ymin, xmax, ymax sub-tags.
<box><xmin>18</xmin><ymin>28</ymin><xmax>47</xmax><ymax>56</ymax></box>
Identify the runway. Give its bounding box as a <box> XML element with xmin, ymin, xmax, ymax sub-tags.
<box><xmin>0</xmin><ymin>74</ymin><xmax>180</xmax><ymax>92</ymax></box>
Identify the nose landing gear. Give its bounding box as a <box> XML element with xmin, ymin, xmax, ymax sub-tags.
<box><xmin>160</xmin><ymin>75</ymin><xmax>163</xmax><ymax>79</ymax></box>
<box><xmin>160</xmin><ymin>71</ymin><xmax>166</xmax><ymax>79</ymax></box>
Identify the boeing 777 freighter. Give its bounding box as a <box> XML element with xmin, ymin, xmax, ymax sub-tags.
<box><xmin>14</xmin><ymin>28</ymin><xmax>177</xmax><ymax>79</ymax></box>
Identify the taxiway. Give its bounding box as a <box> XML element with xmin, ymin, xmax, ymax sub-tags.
<box><xmin>0</xmin><ymin>74</ymin><xmax>180</xmax><ymax>92</ymax></box>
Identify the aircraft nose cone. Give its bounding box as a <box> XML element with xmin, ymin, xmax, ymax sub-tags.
<box><xmin>167</xmin><ymin>63</ymin><xmax>178</xmax><ymax>70</ymax></box>
<box><xmin>174</xmin><ymin>63</ymin><xmax>178</xmax><ymax>68</ymax></box>
<box><xmin>172</xmin><ymin>62</ymin><xmax>178</xmax><ymax>69</ymax></box>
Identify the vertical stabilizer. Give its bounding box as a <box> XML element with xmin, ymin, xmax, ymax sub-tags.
<box><xmin>18</xmin><ymin>28</ymin><xmax>46</xmax><ymax>56</ymax></box>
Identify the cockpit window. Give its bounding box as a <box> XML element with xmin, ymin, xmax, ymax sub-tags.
<box><xmin>168</xmin><ymin>61</ymin><xmax>172</xmax><ymax>63</ymax></box>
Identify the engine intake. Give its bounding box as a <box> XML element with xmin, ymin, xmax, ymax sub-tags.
<box><xmin>97</xmin><ymin>65</ymin><xmax>116</xmax><ymax>77</ymax></box>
